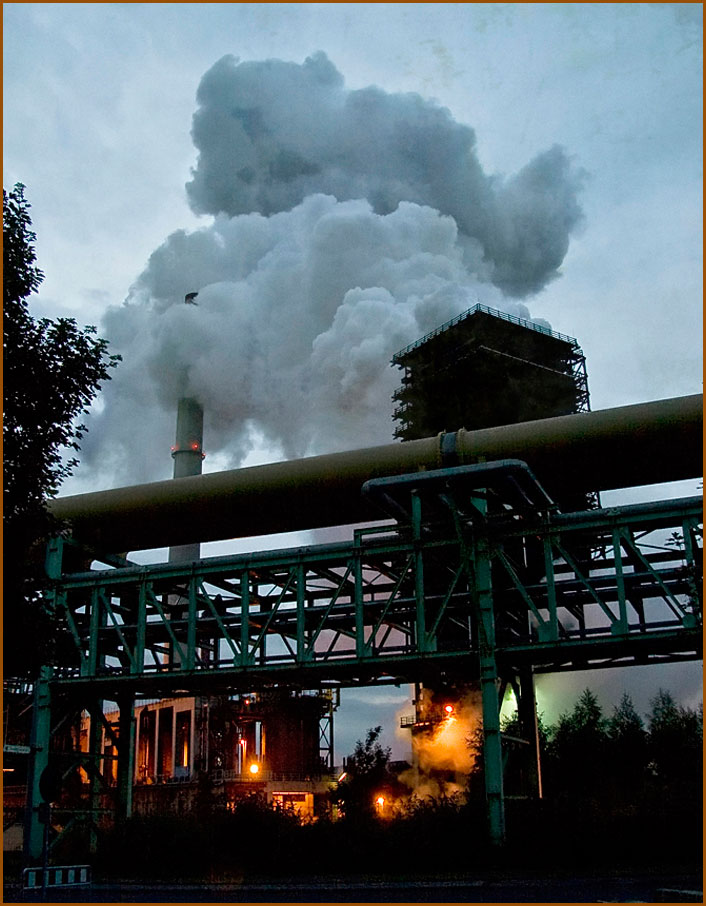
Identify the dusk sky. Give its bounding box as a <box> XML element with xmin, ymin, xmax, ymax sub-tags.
<box><xmin>4</xmin><ymin>3</ymin><xmax>702</xmax><ymax>760</ymax></box>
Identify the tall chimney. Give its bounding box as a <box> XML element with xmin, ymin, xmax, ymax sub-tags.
<box><xmin>168</xmin><ymin>397</ymin><xmax>204</xmax><ymax>564</ymax></box>
<box><xmin>169</xmin><ymin>393</ymin><xmax>210</xmax><ymax>762</ymax></box>
<box><xmin>166</xmin><ymin>293</ymin><xmax>205</xmax><ymax>668</ymax></box>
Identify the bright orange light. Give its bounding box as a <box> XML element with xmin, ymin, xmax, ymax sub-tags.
<box><xmin>444</xmin><ymin>704</ymin><xmax>454</xmax><ymax>715</ymax></box>
<box><xmin>376</xmin><ymin>796</ymin><xmax>384</xmax><ymax>807</ymax></box>
<box><xmin>249</xmin><ymin>763</ymin><xmax>260</xmax><ymax>775</ymax></box>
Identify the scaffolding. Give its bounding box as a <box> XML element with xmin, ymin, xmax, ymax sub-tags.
<box><xmin>392</xmin><ymin>304</ymin><xmax>590</xmax><ymax>442</ymax></box>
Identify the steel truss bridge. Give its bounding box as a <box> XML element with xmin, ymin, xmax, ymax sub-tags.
<box><xmin>26</xmin><ymin>462</ymin><xmax>703</xmax><ymax>858</ymax></box>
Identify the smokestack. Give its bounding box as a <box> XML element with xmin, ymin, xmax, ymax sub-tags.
<box><xmin>170</xmin><ymin>396</ymin><xmax>205</xmax><ymax>480</ymax></box>
<box><xmin>167</xmin><ymin>395</ymin><xmax>205</xmax><ymax>666</ymax></box>
<box><xmin>168</xmin><ymin>396</ymin><xmax>204</xmax><ymax>563</ymax></box>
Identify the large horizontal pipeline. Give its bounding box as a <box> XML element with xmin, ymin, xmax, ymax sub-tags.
<box><xmin>50</xmin><ymin>394</ymin><xmax>702</xmax><ymax>553</ymax></box>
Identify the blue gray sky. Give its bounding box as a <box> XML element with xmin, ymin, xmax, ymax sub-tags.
<box><xmin>3</xmin><ymin>3</ymin><xmax>702</xmax><ymax>759</ymax></box>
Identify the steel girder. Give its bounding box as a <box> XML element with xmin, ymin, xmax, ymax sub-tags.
<box><xmin>43</xmin><ymin>492</ymin><xmax>701</xmax><ymax>696</ymax></box>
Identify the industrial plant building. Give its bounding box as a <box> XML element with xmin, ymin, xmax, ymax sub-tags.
<box><xmin>82</xmin><ymin>689</ymin><xmax>337</xmax><ymax>821</ymax></box>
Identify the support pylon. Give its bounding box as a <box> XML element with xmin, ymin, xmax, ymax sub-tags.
<box><xmin>24</xmin><ymin>666</ymin><xmax>52</xmax><ymax>864</ymax></box>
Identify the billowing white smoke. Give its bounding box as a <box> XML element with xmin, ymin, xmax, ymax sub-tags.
<box><xmin>186</xmin><ymin>52</ymin><xmax>583</xmax><ymax>299</ymax></box>
<box><xmin>81</xmin><ymin>52</ymin><xmax>584</xmax><ymax>487</ymax></box>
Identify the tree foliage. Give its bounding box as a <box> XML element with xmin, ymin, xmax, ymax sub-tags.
<box><xmin>646</xmin><ymin>689</ymin><xmax>702</xmax><ymax>792</ymax></box>
<box><xmin>544</xmin><ymin>688</ymin><xmax>608</xmax><ymax>797</ymax></box>
<box><xmin>538</xmin><ymin>685</ymin><xmax>702</xmax><ymax>818</ymax></box>
<box><xmin>606</xmin><ymin>692</ymin><xmax>647</xmax><ymax>793</ymax></box>
<box><xmin>333</xmin><ymin>726</ymin><xmax>392</xmax><ymax>821</ymax></box>
<box><xmin>348</xmin><ymin>725</ymin><xmax>392</xmax><ymax>777</ymax></box>
<box><xmin>3</xmin><ymin>183</ymin><xmax>120</xmax><ymax>676</ymax></box>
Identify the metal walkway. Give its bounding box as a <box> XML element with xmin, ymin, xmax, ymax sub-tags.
<box><xmin>44</xmin><ymin>464</ymin><xmax>701</xmax><ymax>696</ymax></box>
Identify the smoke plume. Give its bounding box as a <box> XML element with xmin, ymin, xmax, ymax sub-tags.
<box><xmin>399</xmin><ymin>690</ymin><xmax>482</xmax><ymax>802</ymax></box>
<box><xmin>81</xmin><ymin>52</ymin><xmax>584</xmax><ymax>487</ymax></box>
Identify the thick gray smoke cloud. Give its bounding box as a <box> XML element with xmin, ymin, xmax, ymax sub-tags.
<box><xmin>81</xmin><ymin>53</ymin><xmax>584</xmax><ymax>488</ymax></box>
<box><xmin>187</xmin><ymin>52</ymin><xmax>583</xmax><ymax>297</ymax></box>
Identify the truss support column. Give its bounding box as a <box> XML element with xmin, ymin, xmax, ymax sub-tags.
<box><xmin>240</xmin><ymin>571</ymin><xmax>251</xmax><ymax>667</ymax></box>
<box><xmin>475</xmin><ymin>531</ymin><xmax>505</xmax><ymax>846</ymax></box>
<box><xmin>328</xmin><ymin>693</ymin><xmax>336</xmax><ymax>771</ymax></box>
<box><xmin>516</xmin><ymin>667</ymin><xmax>543</xmax><ymax>799</ymax></box>
<box><xmin>296</xmin><ymin>562</ymin><xmax>308</xmax><ymax>663</ymax></box>
<box><xmin>87</xmin><ymin>700</ymin><xmax>104</xmax><ymax>854</ymax></box>
<box><xmin>319</xmin><ymin>696</ymin><xmax>335</xmax><ymax>771</ymax></box>
<box><xmin>24</xmin><ymin>666</ymin><xmax>52</xmax><ymax>865</ymax></box>
<box><xmin>412</xmin><ymin>491</ymin><xmax>427</xmax><ymax>653</ymax></box>
<box><xmin>354</xmin><ymin>551</ymin><xmax>365</xmax><ymax>658</ymax></box>
<box><xmin>116</xmin><ymin>693</ymin><xmax>135</xmax><ymax>822</ymax></box>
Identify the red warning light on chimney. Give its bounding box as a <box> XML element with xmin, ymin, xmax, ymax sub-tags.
<box><xmin>171</xmin><ymin>443</ymin><xmax>204</xmax><ymax>455</ymax></box>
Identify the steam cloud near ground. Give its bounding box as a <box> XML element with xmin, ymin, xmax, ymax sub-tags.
<box><xmin>81</xmin><ymin>52</ymin><xmax>585</xmax><ymax>487</ymax></box>
<box><xmin>399</xmin><ymin>691</ymin><xmax>482</xmax><ymax>802</ymax></box>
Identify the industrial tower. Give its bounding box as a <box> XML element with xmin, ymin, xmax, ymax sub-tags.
<box><xmin>393</xmin><ymin>303</ymin><xmax>592</xmax><ymax>798</ymax></box>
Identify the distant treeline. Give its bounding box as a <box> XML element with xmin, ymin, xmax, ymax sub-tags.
<box><xmin>497</xmin><ymin>686</ymin><xmax>702</xmax><ymax>804</ymax></box>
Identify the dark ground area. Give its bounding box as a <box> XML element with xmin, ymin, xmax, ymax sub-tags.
<box><xmin>5</xmin><ymin>794</ymin><xmax>702</xmax><ymax>902</ymax></box>
<box><xmin>4</xmin><ymin>869</ymin><xmax>704</xmax><ymax>903</ymax></box>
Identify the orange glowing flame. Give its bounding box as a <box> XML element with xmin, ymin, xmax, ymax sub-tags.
<box><xmin>249</xmin><ymin>763</ymin><xmax>260</xmax><ymax>775</ymax></box>
<box><xmin>408</xmin><ymin>692</ymin><xmax>480</xmax><ymax>789</ymax></box>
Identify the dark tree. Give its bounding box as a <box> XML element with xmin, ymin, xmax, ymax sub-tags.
<box><xmin>606</xmin><ymin>692</ymin><xmax>647</xmax><ymax>799</ymax></box>
<box><xmin>646</xmin><ymin>689</ymin><xmax>702</xmax><ymax>792</ymax></box>
<box><xmin>333</xmin><ymin>726</ymin><xmax>392</xmax><ymax>820</ymax></box>
<box><xmin>3</xmin><ymin>183</ymin><xmax>120</xmax><ymax>677</ymax></box>
<box><xmin>545</xmin><ymin>688</ymin><xmax>608</xmax><ymax>798</ymax></box>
